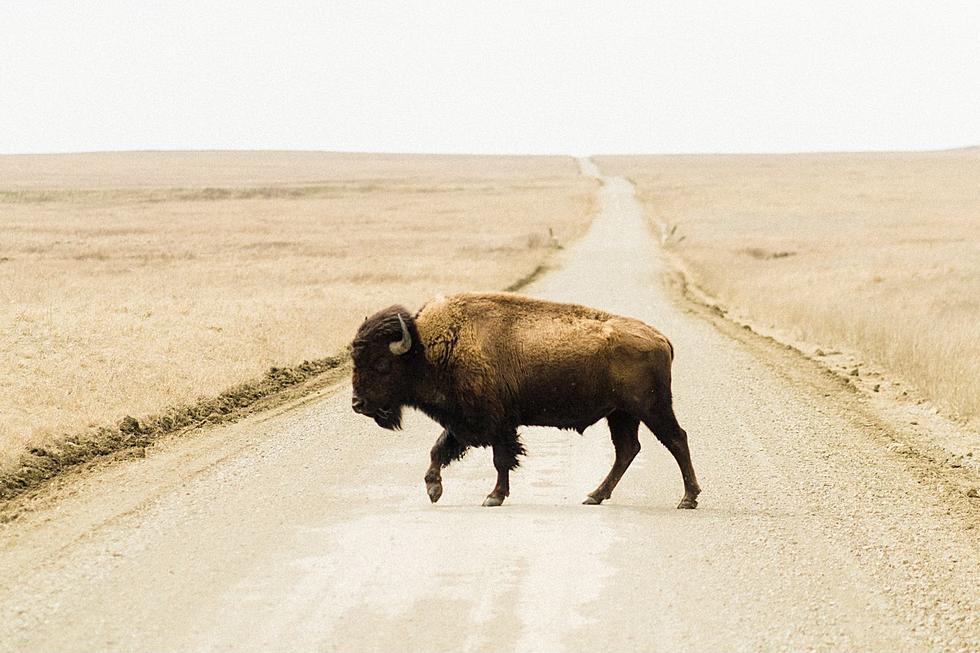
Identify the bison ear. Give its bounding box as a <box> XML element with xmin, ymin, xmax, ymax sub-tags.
<box><xmin>389</xmin><ymin>314</ymin><xmax>413</xmax><ymax>355</ymax></box>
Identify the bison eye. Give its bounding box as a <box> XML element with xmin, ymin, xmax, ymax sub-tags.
<box><xmin>375</xmin><ymin>359</ymin><xmax>391</xmax><ymax>373</ymax></box>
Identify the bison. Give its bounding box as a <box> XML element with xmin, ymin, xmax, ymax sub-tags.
<box><xmin>350</xmin><ymin>292</ymin><xmax>700</xmax><ymax>508</ymax></box>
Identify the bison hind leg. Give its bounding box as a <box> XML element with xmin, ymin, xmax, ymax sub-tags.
<box><xmin>641</xmin><ymin>401</ymin><xmax>701</xmax><ymax>509</ymax></box>
<box><xmin>584</xmin><ymin>411</ymin><xmax>641</xmax><ymax>505</ymax></box>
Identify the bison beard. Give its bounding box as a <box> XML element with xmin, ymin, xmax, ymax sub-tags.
<box><xmin>350</xmin><ymin>292</ymin><xmax>701</xmax><ymax>509</ymax></box>
<box><xmin>371</xmin><ymin>406</ymin><xmax>402</xmax><ymax>431</ymax></box>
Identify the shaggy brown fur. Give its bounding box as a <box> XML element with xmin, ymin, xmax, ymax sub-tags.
<box><xmin>351</xmin><ymin>292</ymin><xmax>700</xmax><ymax>508</ymax></box>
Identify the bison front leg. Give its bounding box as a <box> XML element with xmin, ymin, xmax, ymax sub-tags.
<box><xmin>425</xmin><ymin>429</ymin><xmax>467</xmax><ymax>503</ymax></box>
<box><xmin>483</xmin><ymin>434</ymin><xmax>525</xmax><ymax>507</ymax></box>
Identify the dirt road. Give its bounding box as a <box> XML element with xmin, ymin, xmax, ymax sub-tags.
<box><xmin>1</xmin><ymin>159</ymin><xmax>977</xmax><ymax>652</ymax></box>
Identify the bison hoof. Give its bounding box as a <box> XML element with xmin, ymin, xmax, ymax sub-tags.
<box><xmin>482</xmin><ymin>495</ymin><xmax>504</xmax><ymax>507</ymax></box>
<box><xmin>426</xmin><ymin>481</ymin><xmax>443</xmax><ymax>503</ymax></box>
<box><xmin>582</xmin><ymin>496</ymin><xmax>604</xmax><ymax>505</ymax></box>
<box><xmin>677</xmin><ymin>497</ymin><xmax>698</xmax><ymax>509</ymax></box>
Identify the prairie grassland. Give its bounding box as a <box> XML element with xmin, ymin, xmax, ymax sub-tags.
<box><xmin>596</xmin><ymin>150</ymin><xmax>980</xmax><ymax>425</ymax></box>
<box><xmin>0</xmin><ymin>151</ymin><xmax>596</xmax><ymax>472</ymax></box>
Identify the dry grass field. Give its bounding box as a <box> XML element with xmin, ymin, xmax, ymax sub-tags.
<box><xmin>0</xmin><ymin>151</ymin><xmax>596</xmax><ymax>475</ymax></box>
<box><xmin>596</xmin><ymin>149</ymin><xmax>980</xmax><ymax>426</ymax></box>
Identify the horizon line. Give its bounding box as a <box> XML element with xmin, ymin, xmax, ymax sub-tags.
<box><xmin>2</xmin><ymin>145</ymin><xmax>978</xmax><ymax>158</ymax></box>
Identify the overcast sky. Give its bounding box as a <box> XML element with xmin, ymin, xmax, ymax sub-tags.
<box><xmin>1</xmin><ymin>1</ymin><xmax>978</xmax><ymax>155</ymax></box>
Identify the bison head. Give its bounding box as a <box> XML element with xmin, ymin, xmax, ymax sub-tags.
<box><xmin>350</xmin><ymin>305</ymin><xmax>418</xmax><ymax>430</ymax></box>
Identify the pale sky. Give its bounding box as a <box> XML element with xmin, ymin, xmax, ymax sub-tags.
<box><xmin>1</xmin><ymin>1</ymin><xmax>978</xmax><ymax>155</ymax></box>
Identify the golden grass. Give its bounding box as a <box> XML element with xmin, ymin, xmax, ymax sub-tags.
<box><xmin>596</xmin><ymin>149</ymin><xmax>980</xmax><ymax>425</ymax></box>
<box><xmin>0</xmin><ymin>151</ymin><xmax>596</xmax><ymax>472</ymax></box>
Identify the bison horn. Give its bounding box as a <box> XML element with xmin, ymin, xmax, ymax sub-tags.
<box><xmin>389</xmin><ymin>314</ymin><xmax>412</xmax><ymax>355</ymax></box>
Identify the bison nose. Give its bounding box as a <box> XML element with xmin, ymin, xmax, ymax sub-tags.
<box><xmin>352</xmin><ymin>395</ymin><xmax>366</xmax><ymax>414</ymax></box>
